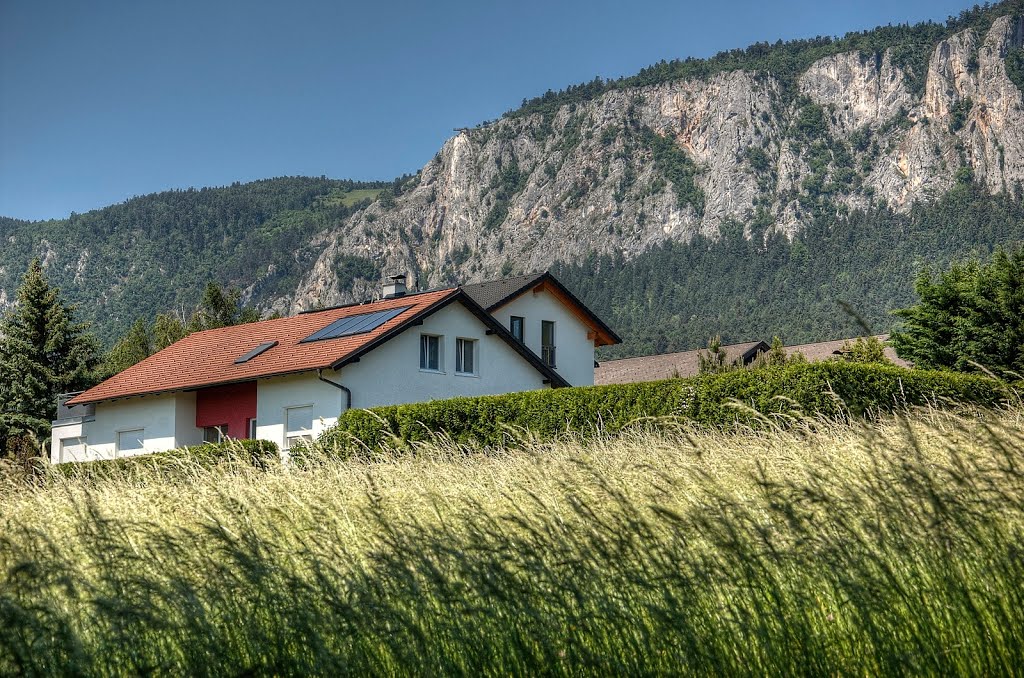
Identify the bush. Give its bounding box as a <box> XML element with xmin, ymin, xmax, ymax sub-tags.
<box><xmin>51</xmin><ymin>438</ymin><xmax>279</xmax><ymax>480</ymax></box>
<box><xmin>317</xmin><ymin>362</ymin><xmax>1011</xmax><ymax>455</ymax></box>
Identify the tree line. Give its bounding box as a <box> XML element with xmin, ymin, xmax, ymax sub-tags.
<box><xmin>554</xmin><ymin>183</ymin><xmax>1024</xmax><ymax>360</ymax></box>
<box><xmin>0</xmin><ymin>261</ymin><xmax>262</xmax><ymax>460</ymax></box>
<box><xmin>0</xmin><ymin>176</ymin><xmax>389</xmax><ymax>345</ymax></box>
<box><xmin>510</xmin><ymin>1</ymin><xmax>1023</xmax><ymax>119</ymax></box>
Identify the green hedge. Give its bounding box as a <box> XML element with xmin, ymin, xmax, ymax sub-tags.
<box><xmin>316</xmin><ymin>363</ymin><xmax>1013</xmax><ymax>454</ymax></box>
<box><xmin>51</xmin><ymin>438</ymin><xmax>280</xmax><ymax>480</ymax></box>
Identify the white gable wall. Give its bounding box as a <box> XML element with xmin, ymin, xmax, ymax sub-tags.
<box><xmin>489</xmin><ymin>290</ymin><xmax>596</xmax><ymax>387</ymax></box>
<box><xmin>339</xmin><ymin>301</ymin><xmax>549</xmax><ymax>408</ymax></box>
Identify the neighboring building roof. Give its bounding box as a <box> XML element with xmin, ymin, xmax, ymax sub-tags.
<box><xmin>595</xmin><ymin>334</ymin><xmax>910</xmax><ymax>385</ymax></box>
<box><xmin>595</xmin><ymin>341</ymin><xmax>769</xmax><ymax>385</ymax></box>
<box><xmin>69</xmin><ymin>288</ymin><xmax>568</xmax><ymax>406</ymax></box>
<box><xmin>784</xmin><ymin>334</ymin><xmax>910</xmax><ymax>368</ymax></box>
<box><xmin>462</xmin><ymin>271</ymin><xmax>621</xmax><ymax>346</ymax></box>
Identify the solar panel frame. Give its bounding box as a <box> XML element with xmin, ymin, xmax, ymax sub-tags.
<box><xmin>300</xmin><ymin>306</ymin><xmax>411</xmax><ymax>343</ymax></box>
<box><xmin>234</xmin><ymin>341</ymin><xmax>278</xmax><ymax>364</ymax></box>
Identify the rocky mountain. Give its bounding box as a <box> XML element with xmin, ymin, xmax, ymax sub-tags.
<box><xmin>3</xmin><ymin>2</ymin><xmax>1024</xmax><ymax>357</ymax></box>
<box><xmin>288</xmin><ymin>8</ymin><xmax>1024</xmax><ymax>316</ymax></box>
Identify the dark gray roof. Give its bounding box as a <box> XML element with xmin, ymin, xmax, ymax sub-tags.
<box><xmin>461</xmin><ymin>272</ymin><xmax>547</xmax><ymax>311</ymax></box>
<box><xmin>784</xmin><ymin>334</ymin><xmax>909</xmax><ymax>367</ymax></box>
<box><xmin>595</xmin><ymin>341</ymin><xmax>769</xmax><ymax>385</ymax></box>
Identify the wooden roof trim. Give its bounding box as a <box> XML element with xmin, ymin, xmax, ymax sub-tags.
<box><xmin>534</xmin><ymin>279</ymin><xmax>618</xmax><ymax>347</ymax></box>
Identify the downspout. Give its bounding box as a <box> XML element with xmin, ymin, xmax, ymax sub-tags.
<box><xmin>317</xmin><ymin>369</ymin><xmax>352</xmax><ymax>411</ymax></box>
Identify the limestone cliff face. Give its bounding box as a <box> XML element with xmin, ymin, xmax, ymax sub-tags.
<box><xmin>287</xmin><ymin>16</ymin><xmax>1024</xmax><ymax>313</ymax></box>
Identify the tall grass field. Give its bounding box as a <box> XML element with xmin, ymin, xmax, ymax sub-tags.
<box><xmin>2</xmin><ymin>408</ymin><xmax>1023</xmax><ymax>674</ymax></box>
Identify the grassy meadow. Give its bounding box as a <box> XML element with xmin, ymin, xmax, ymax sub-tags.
<box><xmin>2</xmin><ymin>408</ymin><xmax>1023</xmax><ymax>674</ymax></box>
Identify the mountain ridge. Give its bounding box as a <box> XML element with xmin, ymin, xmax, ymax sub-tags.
<box><xmin>3</xmin><ymin>1</ymin><xmax>1024</xmax><ymax>357</ymax></box>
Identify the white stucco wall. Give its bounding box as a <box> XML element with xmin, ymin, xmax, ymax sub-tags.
<box><xmin>174</xmin><ymin>392</ymin><xmax>203</xmax><ymax>448</ymax></box>
<box><xmin>255</xmin><ymin>372</ymin><xmax>344</xmax><ymax>451</ymax></box>
<box><xmin>334</xmin><ymin>301</ymin><xmax>551</xmax><ymax>409</ymax></box>
<box><xmin>51</xmin><ymin>419</ymin><xmax>89</xmax><ymax>463</ymax></box>
<box><xmin>50</xmin><ymin>392</ymin><xmax>200</xmax><ymax>463</ymax></box>
<box><xmin>489</xmin><ymin>289</ymin><xmax>596</xmax><ymax>387</ymax></box>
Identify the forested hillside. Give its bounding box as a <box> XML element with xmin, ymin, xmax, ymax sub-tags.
<box><xmin>289</xmin><ymin>2</ymin><xmax>1024</xmax><ymax>352</ymax></box>
<box><xmin>3</xmin><ymin>1</ymin><xmax>1024</xmax><ymax>355</ymax></box>
<box><xmin>554</xmin><ymin>183</ymin><xmax>1024</xmax><ymax>358</ymax></box>
<box><xmin>0</xmin><ymin>177</ymin><xmax>388</xmax><ymax>343</ymax></box>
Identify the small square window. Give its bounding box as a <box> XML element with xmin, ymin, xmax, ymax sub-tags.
<box><xmin>116</xmin><ymin>429</ymin><xmax>144</xmax><ymax>455</ymax></box>
<box><xmin>59</xmin><ymin>436</ymin><xmax>86</xmax><ymax>463</ymax></box>
<box><xmin>285</xmin><ymin>406</ymin><xmax>314</xmax><ymax>451</ymax></box>
<box><xmin>420</xmin><ymin>334</ymin><xmax>441</xmax><ymax>371</ymax></box>
<box><xmin>455</xmin><ymin>338</ymin><xmax>477</xmax><ymax>375</ymax></box>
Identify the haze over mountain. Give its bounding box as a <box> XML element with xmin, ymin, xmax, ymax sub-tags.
<box><xmin>2</xmin><ymin>0</ymin><xmax>1023</xmax><ymax>357</ymax></box>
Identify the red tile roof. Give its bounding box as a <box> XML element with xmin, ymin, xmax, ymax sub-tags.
<box><xmin>69</xmin><ymin>289</ymin><xmax>459</xmax><ymax>405</ymax></box>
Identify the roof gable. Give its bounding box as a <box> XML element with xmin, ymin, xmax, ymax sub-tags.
<box><xmin>462</xmin><ymin>271</ymin><xmax>620</xmax><ymax>346</ymax></box>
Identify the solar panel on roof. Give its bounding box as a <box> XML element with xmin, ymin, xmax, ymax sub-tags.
<box><xmin>235</xmin><ymin>341</ymin><xmax>278</xmax><ymax>364</ymax></box>
<box><xmin>300</xmin><ymin>306</ymin><xmax>411</xmax><ymax>343</ymax></box>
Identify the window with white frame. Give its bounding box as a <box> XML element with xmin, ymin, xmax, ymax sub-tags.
<box><xmin>248</xmin><ymin>418</ymin><xmax>257</xmax><ymax>439</ymax></box>
<box><xmin>541</xmin><ymin>320</ymin><xmax>556</xmax><ymax>368</ymax></box>
<box><xmin>419</xmin><ymin>334</ymin><xmax>442</xmax><ymax>371</ymax></box>
<box><xmin>509</xmin><ymin>316</ymin><xmax>524</xmax><ymax>342</ymax></box>
<box><xmin>455</xmin><ymin>338</ymin><xmax>477</xmax><ymax>375</ymax></box>
<box><xmin>203</xmin><ymin>425</ymin><xmax>228</xmax><ymax>444</ymax></box>
<box><xmin>59</xmin><ymin>436</ymin><xmax>86</xmax><ymax>463</ymax></box>
<box><xmin>116</xmin><ymin>429</ymin><xmax>144</xmax><ymax>456</ymax></box>
<box><xmin>285</xmin><ymin>405</ymin><xmax>314</xmax><ymax>450</ymax></box>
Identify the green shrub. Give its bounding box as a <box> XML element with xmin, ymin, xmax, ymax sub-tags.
<box><xmin>51</xmin><ymin>438</ymin><xmax>279</xmax><ymax>480</ymax></box>
<box><xmin>317</xmin><ymin>362</ymin><xmax>1011</xmax><ymax>455</ymax></box>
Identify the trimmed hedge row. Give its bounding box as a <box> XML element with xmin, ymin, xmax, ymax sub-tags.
<box><xmin>317</xmin><ymin>362</ymin><xmax>1013</xmax><ymax>454</ymax></box>
<box><xmin>51</xmin><ymin>438</ymin><xmax>280</xmax><ymax>480</ymax></box>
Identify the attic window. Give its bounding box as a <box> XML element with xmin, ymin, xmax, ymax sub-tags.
<box><xmin>235</xmin><ymin>341</ymin><xmax>278</xmax><ymax>364</ymax></box>
<box><xmin>300</xmin><ymin>306</ymin><xmax>411</xmax><ymax>343</ymax></box>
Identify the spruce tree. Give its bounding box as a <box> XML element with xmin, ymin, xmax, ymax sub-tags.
<box><xmin>891</xmin><ymin>246</ymin><xmax>1024</xmax><ymax>376</ymax></box>
<box><xmin>0</xmin><ymin>259</ymin><xmax>100</xmax><ymax>453</ymax></box>
<box><xmin>100</xmin><ymin>317</ymin><xmax>153</xmax><ymax>379</ymax></box>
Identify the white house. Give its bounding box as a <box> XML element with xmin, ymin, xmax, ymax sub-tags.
<box><xmin>51</xmin><ymin>272</ymin><xmax>620</xmax><ymax>463</ymax></box>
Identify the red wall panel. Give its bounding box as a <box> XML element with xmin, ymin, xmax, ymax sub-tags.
<box><xmin>195</xmin><ymin>382</ymin><xmax>257</xmax><ymax>439</ymax></box>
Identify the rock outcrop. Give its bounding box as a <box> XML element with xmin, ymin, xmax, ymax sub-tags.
<box><xmin>286</xmin><ymin>16</ymin><xmax>1024</xmax><ymax>313</ymax></box>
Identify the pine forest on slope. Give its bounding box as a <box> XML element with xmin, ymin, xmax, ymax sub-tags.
<box><xmin>2</xmin><ymin>1</ymin><xmax>1024</xmax><ymax>356</ymax></box>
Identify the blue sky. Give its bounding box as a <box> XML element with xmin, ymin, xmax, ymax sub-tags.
<box><xmin>1</xmin><ymin>0</ymin><xmax>976</xmax><ymax>220</ymax></box>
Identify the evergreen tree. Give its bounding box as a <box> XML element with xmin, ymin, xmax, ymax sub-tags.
<box><xmin>891</xmin><ymin>245</ymin><xmax>1024</xmax><ymax>376</ymax></box>
<box><xmin>838</xmin><ymin>336</ymin><xmax>891</xmax><ymax>364</ymax></box>
<box><xmin>101</xmin><ymin>282</ymin><xmax>264</xmax><ymax>376</ymax></box>
<box><xmin>698</xmin><ymin>335</ymin><xmax>741</xmax><ymax>374</ymax></box>
<box><xmin>187</xmin><ymin>282</ymin><xmax>260</xmax><ymax>332</ymax></box>
<box><xmin>100</xmin><ymin>317</ymin><xmax>153</xmax><ymax>378</ymax></box>
<box><xmin>0</xmin><ymin>260</ymin><xmax>100</xmax><ymax>454</ymax></box>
